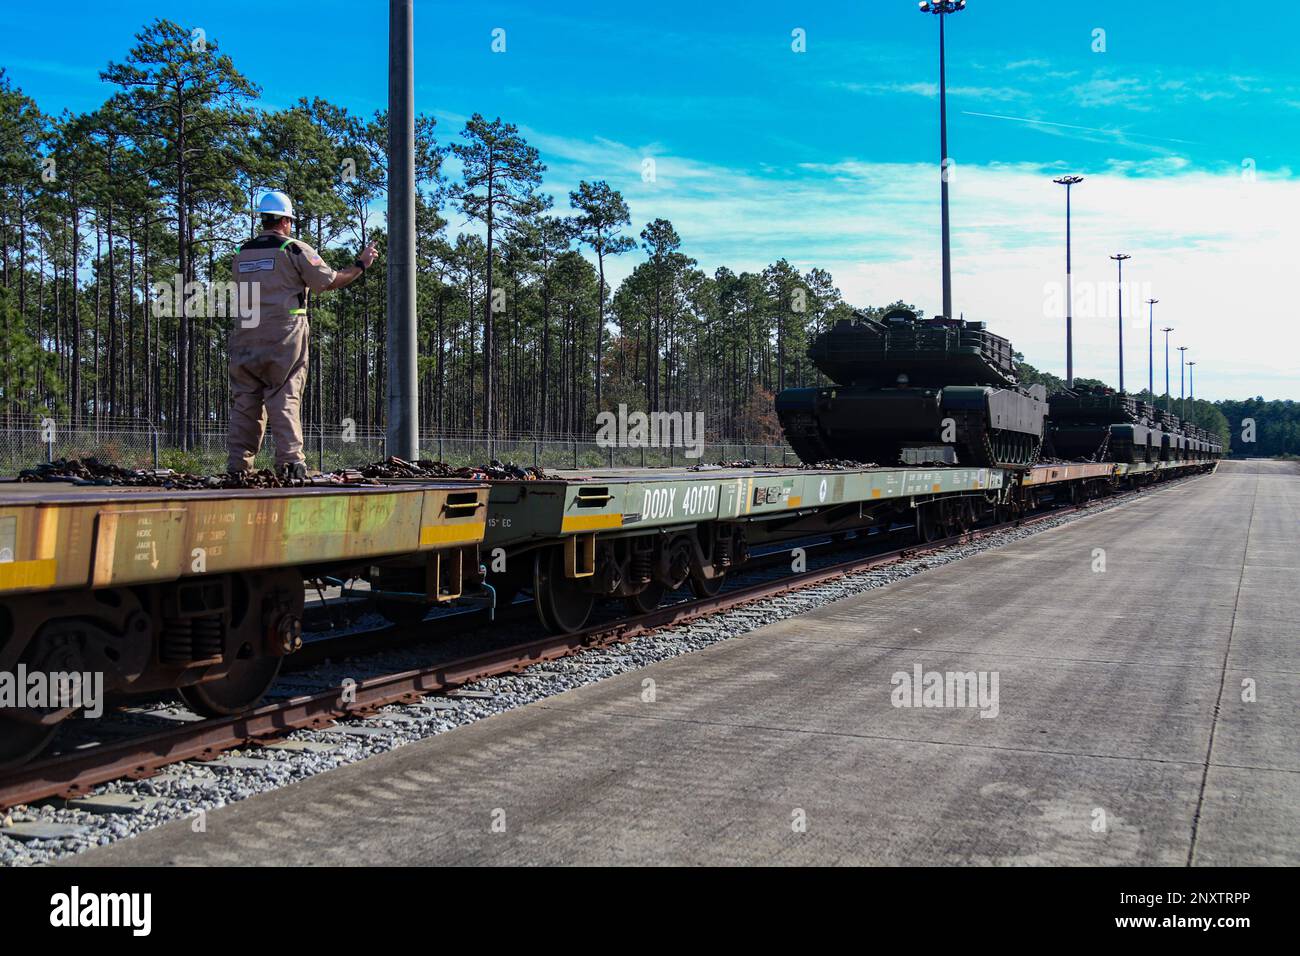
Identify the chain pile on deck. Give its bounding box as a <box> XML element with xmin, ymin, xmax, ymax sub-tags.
<box><xmin>687</xmin><ymin>459</ymin><xmax>758</xmax><ymax>471</ymax></box>
<box><xmin>17</xmin><ymin>455</ymin><xmax>554</xmax><ymax>488</ymax></box>
<box><xmin>798</xmin><ymin>459</ymin><xmax>878</xmax><ymax>470</ymax></box>
<box><xmin>356</xmin><ymin>457</ymin><xmax>554</xmax><ymax>481</ymax></box>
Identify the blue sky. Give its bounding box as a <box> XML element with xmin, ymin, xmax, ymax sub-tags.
<box><xmin>3</xmin><ymin>0</ymin><xmax>1297</xmax><ymax>400</ymax></box>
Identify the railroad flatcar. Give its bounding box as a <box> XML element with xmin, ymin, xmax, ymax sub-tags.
<box><xmin>0</xmin><ymin>480</ymin><xmax>487</xmax><ymax>767</ymax></box>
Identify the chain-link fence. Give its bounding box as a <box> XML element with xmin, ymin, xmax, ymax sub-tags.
<box><xmin>0</xmin><ymin>422</ymin><xmax>795</xmax><ymax>476</ymax></box>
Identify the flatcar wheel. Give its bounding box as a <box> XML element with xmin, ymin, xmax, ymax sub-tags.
<box><xmin>533</xmin><ymin>547</ymin><xmax>595</xmax><ymax>634</ymax></box>
<box><xmin>625</xmin><ymin>582</ymin><xmax>666</xmax><ymax>615</ymax></box>
<box><xmin>0</xmin><ymin>715</ymin><xmax>59</xmax><ymax>770</ymax></box>
<box><xmin>942</xmin><ymin>500</ymin><xmax>963</xmax><ymax>537</ymax></box>
<box><xmin>179</xmin><ymin>655</ymin><xmax>282</xmax><ymax>717</ymax></box>
<box><xmin>689</xmin><ymin>571</ymin><xmax>725</xmax><ymax>599</ymax></box>
<box><xmin>918</xmin><ymin>505</ymin><xmax>943</xmax><ymax>542</ymax></box>
<box><xmin>957</xmin><ymin>500</ymin><xmax>976</xmax><ymax>533</ymax></box>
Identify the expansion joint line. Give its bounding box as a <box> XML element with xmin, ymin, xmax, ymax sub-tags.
<box><xmin>1186</xmin><ymin>472</ymin><xmax>1257</xmax><ymax>866</ymax></box>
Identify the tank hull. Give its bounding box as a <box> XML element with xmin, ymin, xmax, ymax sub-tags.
<box><xmin>776</xmin><ymin>384</ymin><xmax>1046</xmax><ymax>469</ymax></box>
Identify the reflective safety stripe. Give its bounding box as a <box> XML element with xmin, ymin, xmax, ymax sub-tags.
<box><xmin>289</xmin><ymin>308</ymin><xmax>307</xmax><ymax>315</ymax></box>
<box><xmin>279</xmin><ymin>238</ymin><xmax>293</xmax><ymax>250</ymax></box>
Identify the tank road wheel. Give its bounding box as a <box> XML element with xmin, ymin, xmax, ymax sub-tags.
<box><xmin>625</xmin><ymin>582</ymin><xmax>666</xmax><ymax>615</ymax></box>
<box><xmin>534</xmin><ymin>546</ymin><xmax>595</xmax><ymax>634</ymax></box>
<box><xmin>0</xmin><ymin>715</ymin><xmax>60</xmax><ymax>771</ymax></box>
<box><xmin>179</xmin><ymin>655</ymin><xmax>282</xmax><ymax>717</ymax></box>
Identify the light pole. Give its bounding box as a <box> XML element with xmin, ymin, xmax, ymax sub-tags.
<box><xmin>386</xmin><ymin>0</ymin><xmax>419</xmax><ymax>460</ymax></box>
<box><xmin>1187</xmin><ymin>361</ymin><xmax>1197</xmax><ymax>408</ymax></box>
<box><xmin>919</xmin><ymin>0</ymin><xmax>966</xmax><ymax>319</ymax></box>
<box><xmin>1110</xmin><ymin>253</ymin><xmax>1131</xmax><ymax>393</ymax></box>
<box><xmin>1054</xmin><ymin>175</ymin><xmax>1083</xmax><ymax>387</ymax></box>
<box><xmin>1146</xmin><ymin>298</ymin><xmax>1158</xmax><ymax>399</ymax></box>
<box><xmin>1161</xmin><ymin>326</ymin><xmax>1174</xmax><ymax>413</ymax></box>
<box><xmin>1178</xmin><ymin>345</ymin><xmax>1189</xmax><ymax>419</ymax></box>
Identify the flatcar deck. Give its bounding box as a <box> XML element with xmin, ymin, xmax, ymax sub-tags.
<box><xmin>0</xmin><ymin>479</ymin><xmax>489</xmax><ymax>596</ymax></box>
<box><xmin>483</xmin><ymin>459</ymin><xmax>1217</xmax><ymax>549</ymax></box>
<box><xmin>485</xmin><ymin>463</ymin><xmax>1002</xmax><ymax>545</ymax></box>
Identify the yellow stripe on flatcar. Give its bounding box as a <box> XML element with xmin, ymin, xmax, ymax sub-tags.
<box><xmin>35</xmin><ymin>507</ymin><xmax>59</xmax><ymax>559</ymax></box>
<box><xmin>420</xmin><ymin>523</ymin><xmax>487</xmax><ymax>546</ymax></box>
<box><xmin>559</xmin><ymin>513</ymin><xmax>623</xmax><ymax>533</ymax></box>
<box><xmin>787</xmin><ymin>496</ymin><xmax>802</xmax><ymax>508</ymax></box>
<box><xmin>0</xmin><ymin>558</ymin><xmax>58</xmax><ymax>591</ymax></box>
<box><xmin>871</xmin><ymin>488</ymin><xmax>882</xmax><ymax>498</ymax></box>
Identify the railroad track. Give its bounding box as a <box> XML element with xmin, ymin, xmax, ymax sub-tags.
<box><xmin>0</xmin><ymin>473</ymin><xmax>1203</xmax><ymax>811</ymax></box>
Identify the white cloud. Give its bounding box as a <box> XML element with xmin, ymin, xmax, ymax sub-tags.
<box><xmin>1070</xmin><ymin>76</ymin><xmax>1150</xmax><ymax>110</ymax></box>
<box><xmin>836</xmin><ymin>80</ymin><xmax>1029</xmax><ymax>101</ymax></box>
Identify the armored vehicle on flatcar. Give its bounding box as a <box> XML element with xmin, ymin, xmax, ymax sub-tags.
<box><xmin>1047</xmin><ymin>385</ymin><xmax>1201</xmax><ymax>463</ymax></box>
<box><xmin>776</xmin><ymin>308</ymin><xmax>1047</xmax><ymax>469</ymax></box>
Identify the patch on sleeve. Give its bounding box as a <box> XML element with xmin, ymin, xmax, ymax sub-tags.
<box><xmin>308</xmin><ymin>254</ymin><xmax>323</xmax><ymax>266</ymax></box>
<box><xmin>237</xmin><ymin>258</ymin><xmax>276</xmax><ymax>273</ymax></box>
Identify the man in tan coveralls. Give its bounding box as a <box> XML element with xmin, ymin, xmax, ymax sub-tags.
<box><xmin>228</xmin><ymin>191</ymin><xmax>378</xmax><ymax>478</ymax></box>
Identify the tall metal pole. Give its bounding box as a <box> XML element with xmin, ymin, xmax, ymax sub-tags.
<box><xmin>1178</xmin><ymin>345</ymin><xmax>1188</xmax><ymax>419</ymax></box>
<box><xmin>1187</xmin><ymin>361</ymin><xmax>1196</xmax><ymax>405</ymax></box>
<box><xmin>1054</xmin><ymin>175</ymin><xmax>1083</xmax><ymax>387</ymax></box>
<box><xmin>938</xmin><ymin>12</ymin><xmax>952</xmax><ymax>318</ymax></box>
<box><xmin>1161</xmin><ymin>326</ymin><xmax>1174</xmax><ymax>413</ymax></box>
<box><xmin>1111</xmin><ymin>254</ymin><xmax>1130</xmax><ymax>393</ymax></box>
<box><xmin>920</xmin><ymin>1</ymin><xmax>965</xmax><ymax>318</ymax></box>
<box><xmin>386</xmin><ymin>0</ymin><xmax>419</xmax><ymax>460</ymax></box>
<box><xmin>1146</xmin><ymin>298</ymin><xmax>1158</xmax><ymax>398</ymax></box>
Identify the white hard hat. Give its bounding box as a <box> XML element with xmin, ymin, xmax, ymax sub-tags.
<box><xmin>257</xmin><ymin>190</ymin><xmax>295</xmax><ymax>220</ymax></box>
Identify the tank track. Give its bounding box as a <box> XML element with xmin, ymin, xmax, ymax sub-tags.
<box><xmin>954</xmin><ymin>412</ymin><xmax>1042</xmax><ymax>470</ymax></box>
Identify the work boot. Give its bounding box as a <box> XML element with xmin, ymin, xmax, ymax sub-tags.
<box><xmin>280</xmin><ymin>462</ymin><xmax>308</xmax><ymax>482</ymax></box>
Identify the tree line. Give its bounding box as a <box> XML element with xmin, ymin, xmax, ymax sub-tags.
<box><xmin>0</xmin><ymin>18</ymin><xmax>1291</xmax><ymax>458</ymax></box>
<box><xmin>0</xmin><ymin>18</ymin><xmax>859</xmax><ymax>450</ymax></box>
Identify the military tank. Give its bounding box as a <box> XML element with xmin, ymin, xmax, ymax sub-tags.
<box><xmin>776</xmin><ymin>308</ymin><xmax>1047</xmax><ymax>469</ymax></box>
<box><xmin>1046</xmin><ymin>385</ymin><xmax>1180</xmax><ymax>464</ymax></box>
